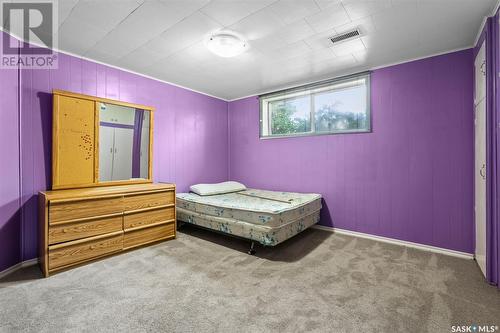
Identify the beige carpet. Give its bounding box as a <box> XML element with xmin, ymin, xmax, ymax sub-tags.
<box><xmin>1</xmin><ymin>225</ymin><xmax>499</xmax><ymax>333</ymax></box>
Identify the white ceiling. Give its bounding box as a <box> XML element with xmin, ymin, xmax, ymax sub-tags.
<box><xmin>52</xmin><ymin>0</ymin><xmax>500</xmax><ymax>99</ymax></box>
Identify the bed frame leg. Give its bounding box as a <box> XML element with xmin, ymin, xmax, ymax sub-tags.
<box><xmin>248</xmin><ymin>241</ymin><xmax>256</xmax><ymax>255</ymax></box>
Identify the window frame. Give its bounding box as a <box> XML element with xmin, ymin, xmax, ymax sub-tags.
<box><xmin>259</xmin><ymin>72</ymin><xmax>371</xmax><ymax>139</ymax></box>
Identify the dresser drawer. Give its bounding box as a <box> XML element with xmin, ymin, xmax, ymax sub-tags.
<box><xmin>48</xmin><ymin>231</ymin><xmax>123</xmax><ymax>270</ymax></box>
<box><xmin>124</xmin><ymin>206</ymin><xmax>174</xmax><ymax>230</ymax></box>
<box><xmin>49</xmin><ymin>215</ymin><xmax>123</xmax><ymax>245</ymax></box>
<box><xmin>123</xmin><ymin>191</ymin><xmax>174</xmax><ymax>212</ymax></box>
<box><xmin>123</xmin><ymin>222</ymin><xmax>175</xmax><ymax>250</ymax></box>
<box><xmin>49</xmin><ymin>196</ymin><xmax>124</xmax><ymax>223</ymax></box>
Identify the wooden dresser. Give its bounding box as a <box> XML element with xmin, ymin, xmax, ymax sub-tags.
<box><xmin>39</xmin><ymin>183</ymin><xmax>176</xmax><ymax>277</ymax></box>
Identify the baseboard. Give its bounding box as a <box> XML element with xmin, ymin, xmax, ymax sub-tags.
<box><xmin>0</xmin><ymin>258</ymin><xmax>39</xmax><ymax>279</ymax></box>
<box><xmin>311</xmin><ymin>225</ymin><xmax>474</xmax><ymax>260</ymax></box>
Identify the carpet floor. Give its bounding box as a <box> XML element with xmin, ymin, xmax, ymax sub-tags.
<box><xmin>1</xmin><ymin>225</ymin><xmax>499</xmax><ymax>333</ymax></box>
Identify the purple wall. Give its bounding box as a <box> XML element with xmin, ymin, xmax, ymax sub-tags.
<box><xmin>6</xmin><ymin>44</ymin><xmax>228</xmax><ymax>266</ymax></box>
<box><xmin>0</xmin><ymin>33</ymin><xmax>476</xmax><ymax>273</ymax></box>
<box><xmin>0</xmin><ymin>32</ymin><xmax>21</xmax><ymax>272</ymax></box>
<box><xmin>228</xmin><ymin>50</ymin><xmax>474</xmax><ymax>253</ymax></box>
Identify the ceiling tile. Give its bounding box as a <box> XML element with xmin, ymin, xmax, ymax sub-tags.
<box><xmin>151</xmin><ymin>11</ymin><xmax>222</xmax><ymax>57</ymax></box>
<box><xmin>140</xmin><ymin>36</ymin><xmax>177</xmax><ymax>58</ymax></box>
<box><xmin>260</xmin><ymin>52</ymin><xmax>325</xmax><ymax>78</ymax></box>
<box><xmin>268</xmin><ymin>0</ymin><xmax>321</xmax><ymax>24</ymax></box>
<box><xmin>200</xmin><ymin>0</ymin><xmax>276</xmax><ymax>26</ymax></box>
<box><xmin>303</xmin><ymin>28</ymin><xmax>337</xmax><ymax>50</ymax></box>
<box><xmin>419</xmin><ymin>1</ymin><xmax>496</xmax><ymax>50</ymax></box>
<box><xmin>250</xmin><ymin>32</ymin><xmax>286</xmax><ymax>52</ymax></box>
<box><xmin>58</xmin><ymin>18</ymin><xmax>109</xmax><ymax>54</ymax></box>
<box><xmin>66</xmin><ymin>0</ymin><xmax>143</xmax><ymax>32</ymax></box>
<box><xmin>209</xmin><ymin>51</ymin><xmax>264</xmax><ymax>71</ymax></box>
<box><xmin>88</xmin><ymin>34</ymin><xmax>136</xmax><ymax>58</ymax></box>
<box><xmin>251</xmin><ymin>19</ymin><xmax>315</xmax><ymax>52</ymax></box>
<box><xmin>417</xmin><ymin>0</ymin><xmax>493</xmax><ymax>36</ymax></box>
<box><xmin>418</xmin><ymin>22</ymin><xmax>475</xmax><ymax>53</ymax></box>
<box><xmin>370</xmin><ymin>2</ymin><xmax>418</xmax><ymax>33</ymax></box>
<box><xmin>157</xmin><ymin>0</ymin><xmax>210</xmax><ymax>13</ymax></box>
<box><xmin>278</xmin><ymin>19</ymin><xmax>317</xmax><ymax>44</ymax></box>
<box><xmin>351</xmin><ymin>49</ymin><xmax>369</xmax><ymax>64</ymax></box>
<box><xmin>390</xmin><ymin>0</ymin><xmax>416</xmax><ymax>3</ymax></box>
<box><xmin>314</xmin><ymin>0</ymin><xmax>342</xmax><ymax>10</ymax></box>
<box><xmin>89</xmin><ymin>0</ymin><xmax>205</xmax><ymax>57</ymax></box>
<box><xmin>149</xmin><ymin>41</ymin><xmax>215</xmax><ymax>74</ymax></box>
<box><xmin>334</xmin><ymin>16</ymin><xmax>376</xmax><ymax>35</ymax></box>
<box><xmin>311</xmin><ymin>54</ymin><xmax>357</xmax><ymax>73</ymax></box>
<box><xmin>263</xmin><ymin>41</ymin><xmax>312</xmax><ymax>62</ymax></box>
<box><xmin>85</xmin><ymin>47</ymin><xmax>120</xmax><ymax>65</ymax></box>
<box><xmin>118</xmin><ymin>46</ymin><xmax>165</xmax><ymax>72</ymax></box>
<box><xmin>292</xmin><ymin>48</ymin><xmax>336</xmax><ymax>65</ymax></box>
<box><xmin>360</xmin><ymin>27</ymin><xmax>419</xmax><ymax>52</ymax></box>
<box><xmin>229</xmin><ymin>5</ymin><xmax>287</xmax><ymax>40</ymax></box>
<box><xmin>259</xmin><ymin>53</ymin><xmax>358</xmax><ymax>91</ymax></box>
<box><xmin>305</xmin><ymin>3</ymin><xmax>351</xmax><ymax>33</ymax></box>
<box><xmin>330</xmin><ymin>38</ymin><xmax>365</xmax><ymax>56</ymax></box>
<box><xmin>58</xmin><ymin>0</ymin><xmax>79</xmax><ymax>28</ymax></box>
<box><xmin>259</xmin><ymin>65</ymin><xmax>311</xmax><ymax>87</ymax></box>
<box><xmin>342</xmin><ymin>0</ymin><xmax>392</xmax><ymax>21</ymax></box>
<box><xmin>352</xmin><ymin>47</ymin><xmax>414</xmax><ymax>68</ymax></box>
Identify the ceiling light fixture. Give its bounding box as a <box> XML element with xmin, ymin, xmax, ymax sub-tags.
<box><xmin>205</xmin><ymin>31</ymin><xmax>248</xmax><ymax>58</ymax></box>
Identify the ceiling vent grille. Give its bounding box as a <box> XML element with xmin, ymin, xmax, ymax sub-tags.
<box><xmin>329</xmin><ymin>29</ymin><xmax>360</xmax><ymax>45</ymax></box>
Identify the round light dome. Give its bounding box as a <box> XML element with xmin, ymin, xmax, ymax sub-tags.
<box><xmin>205</xmin><ymin>31</ymin><xmax>247</xmax><ymax>58</ymax></box>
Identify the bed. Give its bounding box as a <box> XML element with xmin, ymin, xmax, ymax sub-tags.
<box><xmin>176</xmin><ymin>184</ymin><xmax>322</xmax><ymax>253</ymax></box>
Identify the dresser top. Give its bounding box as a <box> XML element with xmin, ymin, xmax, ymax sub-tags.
<box><xmin>40</xmin><ymin>183</ymin><xmax>175</xmax><ymax>201</ymax></box>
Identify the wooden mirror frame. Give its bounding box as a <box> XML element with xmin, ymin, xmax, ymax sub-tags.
<box><xmin>52</xmin><ymin>90</ymin><xmax>154</xmax><ymax>190</ymax></box>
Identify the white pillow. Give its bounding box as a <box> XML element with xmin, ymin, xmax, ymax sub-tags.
<box><xmin>190</xmin><ymin>181</ymin><xmax>246</xmax><ymax>196</ymax></box>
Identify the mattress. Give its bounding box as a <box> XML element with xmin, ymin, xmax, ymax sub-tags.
<box><xmin>176</xmin><ymin>189</ymin><xmax>322</xmax><ymax>228</ymax></box>
<box><xmin>176</xmin><ymin>207</ymin><xmax>321</xmax><ymax>246</ymax></box>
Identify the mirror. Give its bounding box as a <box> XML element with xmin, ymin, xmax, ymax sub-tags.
<box><xmin>98</xmin><ymin>102</ymin><xmax>151</xmax><ymax>182</ymax></box>
<box><xmin>51</xmin><ymin>90</ymin><xmax>154</xmax><ymax>190</ymax></box>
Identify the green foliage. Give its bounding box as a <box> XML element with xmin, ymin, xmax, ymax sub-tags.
<box><xmin>315</xmin><ymin>103</ymin><xmax>367</xmax><ymax>132</ymax></box>
<box><xmin>270</xmin><ymin>103</ymin><xmax>310</xmax><ymax>134</ymax></box>
<box><xmin>270</xmin><ymin>101</ymin><xmax>367</xmax><ymax>135</ymax></box>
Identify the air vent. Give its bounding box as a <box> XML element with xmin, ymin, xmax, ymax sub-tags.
<box><xmin>329</xmin><ymin>29</ymin><xmax>360</xmax><ymax>45</ymax></box>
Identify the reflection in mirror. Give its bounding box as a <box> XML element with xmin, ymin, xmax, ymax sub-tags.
<box><xmin>98</xmin><ymin>102</ymin><xmax>150</xmax><ymax>182</ymax></box>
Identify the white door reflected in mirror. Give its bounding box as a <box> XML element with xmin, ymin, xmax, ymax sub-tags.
<box><xmin>98</xmin><ymin>102</ymin><xmax>151</xmax><ymax>182</ymax></box>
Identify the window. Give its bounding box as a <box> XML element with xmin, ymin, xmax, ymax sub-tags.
<box><xmin>260</xmin><ymin>73</ymin><xmax>370</xmax><ymax>138</ymax></box>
